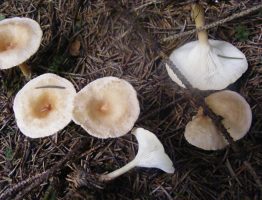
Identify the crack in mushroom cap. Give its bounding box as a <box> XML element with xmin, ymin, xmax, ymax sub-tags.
<box><xmin>0</xmin><ymin>17</ymin><xmax>42</xmax><ymax>69</ymax></box>
<box><xmin>13</xmin><ymin>73</ymin><xmax>76</xmax><ymax>138</ymax></box>
<box><xmin>166</xmin><ymin>40</ymin><xmax>248</xmax><ymax>90</ymax></box>
<box><xmin>185</xmin><ymin>114</ymin><xmax>228</xmax><ymax>150</ymax></box>
<box><xmin>72</xmin><ymin>76</ymin><xmax>140</xmax><ymax>138</ymax></box>
<box><xmin>184</xmin><ymin>90</ymin><xmax>252</xmax><ymax>150</ymax></box>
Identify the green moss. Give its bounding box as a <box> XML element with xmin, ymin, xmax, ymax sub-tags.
<box><xmin>49</xmin><ymin>54</ymin><xmax>67</xmax><ymax>72</ymax></box>
<box><xmin>235</xmin><ymin>25</ymin><xmax>250</xmax><ymax>42</ymax></box>
<box><xmin>4</xmin><ymin>147</ymin><xmax>13</xmax><ymax>161</ymax></box>
<box><xmin>0</xmin><ymin>14</ymin><xmax>5</xmax><ymax>21</ymax></box>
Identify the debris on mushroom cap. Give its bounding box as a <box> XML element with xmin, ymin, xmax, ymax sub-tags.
<box><xmin>166</xmin><ymin>3</ymin><xmax>248</xmax><ymax>90</ymax></box>
<box><xmin>13</xmin><ymin>73</ymin><xmax>76</xmax><ymax>138</ymax></box>
<box><xmin>0</xmin><ymin>17</ymin><xmax>42</xmax><ymax>69</ymax></box>
<box><xmin>166</xmin><ymin>40</ymin><xmax>248</xmax><ymax>90</ymax></box>
<box><xmin>100</xmin><ymin>127</ymin><xmax>174</xmax><ymax>181</ymax></box>
<box><xmin>184</xmin><ymin>90</ymin><xmax>252</xmax><ymax>150</ymax></box>
<box><xmin>72</xmin><ymin>76</ymin><xmax>140</xmax><ymax>138</ymax></box>
<box><xmin>184</xmin><ymin>109</ymin><xmax>228</xmax><ymax>150</ymax></box>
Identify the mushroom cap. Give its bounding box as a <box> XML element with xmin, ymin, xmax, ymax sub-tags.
<box><xmin>13</xmin><ymin>73</ymin><xmax>76</xmax><ymax>138</ymax></box>
<box><xmin>184</xmin><ymin>111</ymin><xmax>228</xmax><ymax>150</ymax></box>
<box><xmin>0</xmin><ymin>17</ymin><xmax>42</xmax><ymax>69</ymax></box>
<box><xmin>166</xmin><ymin>40</ymin><xmax>248</xmax><ymax>90</ymax></box>
<box><xmin>133</xmin><ymin>128</ymin><xmax>175</xmax><ymax>173</ymax></box>
<box><xmin>184</xmin><ymin>90</ymin><xmax>252</xmax><ymax>150</ymax></box>
<box><xmin>72</xmin><ymin>76</ymin><xmax>140</xmax><ymax>138</ymax></box>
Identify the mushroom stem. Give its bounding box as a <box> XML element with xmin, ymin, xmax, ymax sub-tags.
<box><xmin>99</xmin><ymin>128</ymin><xmax>175</xmax><ymax>182</ymax></box>
<box><xmin>18</xmin><ymin>62</ymin><xmax>31</xmax><ymax>79</ymax></box>
<box><xmin>99</xmin><ymin>159</ymin><xmax>137</xmax><ymax>182</ymax></box>
<box><xmin>191</xmin><ymin>3</ymin><xmax>208</xmax><ymax>45</ymax></box>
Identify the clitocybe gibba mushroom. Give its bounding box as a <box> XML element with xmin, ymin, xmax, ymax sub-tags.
<box><xmin>100</xmin><ymin>128</ymin><xmax>175</xmax><ymax>181</ymax></box>
<box><xmin>166</xmin><ymin>3</ymin><xmax>248</xmax><ymax>90</ymax></box>
<box><xmin>0</xmin><ymin>17</ymin><xmax>42</xmax><ymax>77</ymax></box>
<box><xmin>185</xmin><ymin>90</ymin><xmax>252</xmax><ymax>150</ymax></box>
<box><xmin>13</xmin><ymin>73</ymin><xmax>76</xmax><ymax>138</ymax></box>
<box><xmin>72</xmin><ymin>76</ymin><xmax>140</xmax><ymax>138</ymax></box>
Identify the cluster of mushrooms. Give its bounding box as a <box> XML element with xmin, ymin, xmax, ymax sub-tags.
<box><xmin>0</xmin><ymin>17</ymin><xmax>175</xmax><ymax>180</ymax></box>
<box><xmin>13</xmin><ymin>74</ymin><xmax>174</xmax><ymax>181</ymax></box>
<box><xmin>166</xmin><ymin>4</ymin><xmax>252</xmax><ymax>150</ymax></box>
<box><xmin>0</xmin><ymin>3</ymin><xmax>252</xmax><ymax>181</ymax></box>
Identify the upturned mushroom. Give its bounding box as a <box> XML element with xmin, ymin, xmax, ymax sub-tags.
<box><xmin>72</xmin><ymin>76</ymin><xmax>140</xmax><ymax>138</ymax></box>
<box><xmin>0</xmin><ymin>17</ymin><xmax>42</xmax><ymax>77</ymax></box>
<box><xmin>166</xmin><ymin>3</ymin><xmax>248</xmax><ymax>90</ymax></box>
<box><xmin>13</xmin><ymin>73</ymin><xmax>76</xmax><ymax>138</ymax></box>
<box><xmin>100</xmin><ymin>128</ymin><xmax>175</xmax><ymax>181</ymax></box>
<box><xmin>184</xmin><ymin>90</ymin><xmax>252</xmax><ymax>150</ymax></box>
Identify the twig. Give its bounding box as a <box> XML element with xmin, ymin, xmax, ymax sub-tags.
<box><xmin>0</xmin><ymin>139</ymin><xmax>86</xmax><ymax>200</ymax></box>
<box><xmin>0</xmin><ymin>173</ymin><xmax>46</xmax><ymax>200</ymax></box>
<box><xmin>163</xmin><ymin>54</ymin><xmax>239</xmax><ymax>152</ymax></box>
<box><xmin>12</xmin><ymin>143</ymin><xmax>103</xmax><ymax>200</ymax></box>
<box><xmin>162</xmin><ymin>3</ymin><xmax>262</xmax><ymax>42</ymax></box>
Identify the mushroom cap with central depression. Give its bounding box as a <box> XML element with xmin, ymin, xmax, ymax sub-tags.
<box><xmin>0</xmin><ymin>17</ymin><xmax>42</xmax><ymax>69</ymax></box>
<box><xmin>184</xmin><ymin>90</ymin><xmax>252</xmax><ymax>150</ymax></box>
<box><xmin>72</xmin><ymin>76</ymin><xmax>140</xmax><ymax>138</ymax></box>
<box><xmin>13</xmin><ymin>73</ymin><xmax>76</xmax><ymax>138</ymax></box>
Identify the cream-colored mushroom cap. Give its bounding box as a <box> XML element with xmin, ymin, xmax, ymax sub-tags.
<box><xmin>166</xmin><ymin>4</ymin><xmax>247</xmax><ymax>90</ymax></box>
<box><xmin>13</xmin><ymin>73</ymin><xmax>76</xmax><ymax>138</ymax></box>
<box><xmin>184</xmin><ymin>90</ymin><xmax>252</xmax><ymax>150</ymax></box>
<box><xmin>0</xmin><ymin>17</ymin><xmax>42</xmax><ymax>69</ymax></box>
<box><xmin>72</xmin><ymin>76</ymin><xmax>140</xmax><ymax>138</ymax></box>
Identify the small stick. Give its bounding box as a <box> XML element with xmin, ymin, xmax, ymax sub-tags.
<box><xmin>162</xmin><ymin>3</ymin><xmax>262</xmax><ymax>42</ymax></box>
<box><xmin>163</xmin><ymin>54</ymin><xmax>239</xmax><ymax>152</ymax></box>
<box><xmin>12</xmin><ymin>143</ymin><xmax>103</xmax><ymax>200</ymax></box>
<box><xmin>217</xmin><ymin>54</ymin><xmax>244</xmax><ymax>60</ymax></box>
<box><xmin>0</xmin><ymin>139</ymin><xmax>84</xmax><ymax>200</ymax></box>
<box><xmin>35</xmin><ymin>85</ymin><xmax>66</xmax><ymax>89</ymax></box>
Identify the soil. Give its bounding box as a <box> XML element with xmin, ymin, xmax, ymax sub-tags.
<box><xmin>0</xmin><ymin>0</ymin><xmax>261</xmax><ymax>199</ymax></box>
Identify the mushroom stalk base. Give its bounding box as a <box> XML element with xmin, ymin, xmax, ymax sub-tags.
<box><xmin>18</xmin><ymin>62</ymin><xmax>31</xmax><ymax>79</ymax></box>
<box><xmin>192</xmin><ymin>3</ymin><xmax>208</xmax><ymax>45</ymax></box>
<box><xmin>99</xmin><ymin>159</ymin><xmax>137</xmax><ymax>181</ymax></box>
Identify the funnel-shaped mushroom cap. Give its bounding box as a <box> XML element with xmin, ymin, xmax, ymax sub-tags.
<box><xmin>133</xmin><ymin>128</ymin><xmax>175</xmax><ymax>173</ymax></box>
<box><xmin>13</xmin><ymin>73</ymin><xmax>76</xmax><ymax>138</ymax></box>
<box><xmin>99</xmin><ymin>128</ymin><xmax>174</xmax><ymax>181</ymax></box>
<box><xmin>72</xmin><ymin>77</ymin><xmax>140</xmax><ymax>138</ymax></box>
<box><xmin>166</xmin><ymin>40</ymin><xmax>248</xmax><ymax>90</ymax></box>
<box><xmin>0</xmin><ymin>17</ymin><xmax>42</xmax><ymax>69</ymax></box>
<box><xmin>185</xmin><ymin>90</ymin><xmax>252</xmax><ymax>150</ymax></box>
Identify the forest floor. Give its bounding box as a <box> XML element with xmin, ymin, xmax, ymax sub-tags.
<box><xmin>0</xmin><ymin>0</ymin><xmax>262</xmax><ymax>199</ymax></box>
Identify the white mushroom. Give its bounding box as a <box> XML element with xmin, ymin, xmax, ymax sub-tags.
<box><xmin>166</xmin><ymin>3</ymin><xmax>248</xmax><ymax>90</ymax></box>
<box><xmin>0</xmin><ymin>17</ymin><xmax>42</xmax><ymax>77</ymax></box>
<box><xmin>184</xmin><ymin>90</ymin><xmax>252</xmax><ymax>150</ymax></box>
<box><xmin>72</xmin><ymin>76</ymin><xmax>140</xmax><ymax>138</ymax></box>
<box><xmin>100</xmin><ymin>128</ymin><xmax>175</xmax><ymax>181</ymax></box>
<box><xmin>13</xmin><ymin>73</ymin><xmax>76</xmax><ymax>138</ymax></box>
